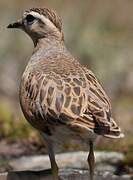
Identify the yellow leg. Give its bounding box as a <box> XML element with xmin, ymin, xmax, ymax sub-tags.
<box><xmin>87</xmin><ymin>141</ymin><xmax>95</xmax><ymax>180</ymax></box>
<box><xmin>50</xmin><ymin>157</ymin><xmax>59</xmax><ymax>180</ymax></box>
<box><xmin>42</xmin><ymin>133</ymin><xmax>59</xmax><ymax>180</ymax></box>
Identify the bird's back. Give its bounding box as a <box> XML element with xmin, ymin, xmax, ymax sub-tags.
<box><xmin>20</xmin><ymin>49</ymin><xmax>123</xmax><ymax>140</ymax></box>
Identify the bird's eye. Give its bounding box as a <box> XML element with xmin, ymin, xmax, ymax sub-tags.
<box><xmin>26</xmin><ymin>14</ymin><xmax>35</xmax><ymax>23</ymax></box>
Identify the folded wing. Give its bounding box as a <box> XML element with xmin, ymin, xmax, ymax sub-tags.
<box><xmin>27</xmin><ymin>67</ymin><xmax>123</xmax><ymax>139</ymax></box>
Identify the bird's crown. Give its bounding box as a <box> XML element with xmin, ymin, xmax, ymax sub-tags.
<box><xmin>25</xmin><ymin>7</ymin><xmax>62</xmax><ymax>32</ymax></box>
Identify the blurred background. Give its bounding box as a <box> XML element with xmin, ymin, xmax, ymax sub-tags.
<box><xmin>0</xmin><ymin>0</ymin><xmax>133</xmax><ymax>174</ymax></box>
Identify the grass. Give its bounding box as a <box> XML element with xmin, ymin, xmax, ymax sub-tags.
<box><xmin>0</xmin><ymin>102</ymin><xmax>37</xmax><ymax>142</ymax></box>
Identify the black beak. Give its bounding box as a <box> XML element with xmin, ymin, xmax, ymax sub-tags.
<box><xmin>7</xmin><ymin>20</ymin><xmax>22</xmax><ymax>29</ymax></box>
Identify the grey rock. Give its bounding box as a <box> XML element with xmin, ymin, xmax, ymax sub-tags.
<box><xmin>0</xmin><ymin>151</ymin><xmax>131</xmax><ymax>180</ymax></box>
<box><xmin>96</xmin><ymin>163</ymin><xmax>116</xmax><ymax>174</ymax></box>
<box><xmin>9</xmin><ymin>151</ymin><xmax>124</xmax><ymax>171</ymax></box>
<box><xmin>95</xmin><ymin>151</ymin><xmax>124</xmax><ymax>164</ymax></box>
<box><xmin>0</xmin><ymin>168</ymin><xmax>131</xmax><ymax>180</ymax></box>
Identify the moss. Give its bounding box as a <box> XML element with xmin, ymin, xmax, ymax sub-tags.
<box><xmin>0</xmin><ymin>103</ymin><xmax>38</xmax><ymax>142</ymax></box>
<box><xmin>124</xmin><ymin>150</ymin><xmax>133</xmax><ymax>166</ymax></box>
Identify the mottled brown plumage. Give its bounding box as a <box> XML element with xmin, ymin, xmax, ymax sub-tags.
<box><xmin>8</xmin><ymin>7</ymin><xmax>124</xmax><ymax>180</ymax></box>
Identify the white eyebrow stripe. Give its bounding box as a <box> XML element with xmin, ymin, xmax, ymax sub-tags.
<box><xmin>29</xmin><ymin>11</ymin><xmax>57</xmax><ymax>29</ymax></box>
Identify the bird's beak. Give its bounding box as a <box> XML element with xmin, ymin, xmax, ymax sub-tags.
<box><xmin>7</xmin><ymin>19</ymin><xmax>23</xmax><ymax>29</ymax></box>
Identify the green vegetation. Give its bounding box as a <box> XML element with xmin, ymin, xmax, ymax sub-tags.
<box><xmin>0</xmin><ymin>102</ymin><xmax>36</xmax><ymax>142</ymax></box>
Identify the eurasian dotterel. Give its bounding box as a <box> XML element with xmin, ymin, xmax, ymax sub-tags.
<box><xmin>7</xmin><ymin>7</ymin><xmax>124</xmax><ymax>180</ymax></box>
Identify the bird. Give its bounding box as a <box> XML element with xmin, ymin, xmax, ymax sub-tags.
<box><xmin>7</xmin><ymin>7</ymin><xmax>124</xmax><ymax>180</ymax></box>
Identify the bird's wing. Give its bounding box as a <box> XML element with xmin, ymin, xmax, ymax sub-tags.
<box><xmin>79</xmin><ymin>67</ymin><xmax>123</xmax><ymax>138</ymax></box>
<box><xmin>26</xmin><ymin>66</ymin><xmax>122</xmax><ymax>138</ymax></box>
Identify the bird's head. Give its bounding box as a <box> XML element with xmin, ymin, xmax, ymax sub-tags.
<box><xmin>7</xmin><ymin>7</ymin><xmax>64</xmax><ymax>45</ymax></box>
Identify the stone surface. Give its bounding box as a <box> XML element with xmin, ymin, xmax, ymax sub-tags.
<box><xmin>0</xmin><ymin>168</ymin><xmax>131</xmax><ymax>180</ymax></box>
<box><xmin>0</xmin><ymin>151</ymin><xmax>131</xmax><ymax>180</ymax></box>
<box><xmin>9</xmin><ymin>151</ymin><xmax>124</xmax><ymax>171</ymax></box>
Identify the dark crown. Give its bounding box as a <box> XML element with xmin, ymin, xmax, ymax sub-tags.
<box><xmin>26</xmin><ymin>7</ymin><xmax>62</xmax><ymax>32</ymax></box>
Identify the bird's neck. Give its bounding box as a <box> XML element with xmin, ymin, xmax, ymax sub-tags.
<box><xmin>34</xmin><ymin>37</ymin><xmax>64</xmax><ymax>52</ymax></box>
<box><xmin>30</xmin><ymin>37</ymin><xmax>67</xmax><ymax>63</ymax></box>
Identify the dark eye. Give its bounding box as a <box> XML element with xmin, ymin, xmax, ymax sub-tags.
<box><xmin>26</xmin><ymin>14</ymin><xmax>35</xmax><ymax>23</ymax></box>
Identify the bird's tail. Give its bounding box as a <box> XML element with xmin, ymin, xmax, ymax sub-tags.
<box><xmin>103</xmin><ymin>118</ymin><xmax>124</xmax><ymax>139</ymax></box>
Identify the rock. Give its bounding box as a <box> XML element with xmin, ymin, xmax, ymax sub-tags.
<box><xmin>96</xmin><ymin>163</ymin><xmax>116</xmax><ymax>174</ymax></box>
<box><xmin>0</xmin><ymin>168</ymin><xmax>131</xmax><ymax>180</ymax></box>
<box><xmin>0</xmin><ymin>151</ymin><xmax>131</xmax><ymax>180</ymax></box>
<box><xmin>95</xmin><ymin>151</ymin><xmax>124</xmax><ymax>164</ymax></box>
<box><xmin>9</xmin><ymin>151</ymin><xmax>124</xmax><ymax>171</ymax></box>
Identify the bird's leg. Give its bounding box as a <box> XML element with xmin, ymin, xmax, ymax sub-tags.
<box><xmin>87</xmin><ymin>141</ymin><xmax>95</xmax><ymax>180</ymax></box>
<box><xmin>42</xmin><ymin>133</ymin><xmax>59</xmax><ymax>180</ymax></box>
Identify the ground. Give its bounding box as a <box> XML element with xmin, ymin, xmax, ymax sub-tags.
<box><xmin>0</xmin><ymin>151</ymin><xmax>132</xmax><ymax>180</ymax></box>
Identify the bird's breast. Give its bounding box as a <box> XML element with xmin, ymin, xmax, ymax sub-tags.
<box><xmin>19</xmin><ymin>70</ymin><xmax>48</xmax><ymax>131</ymax></box>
